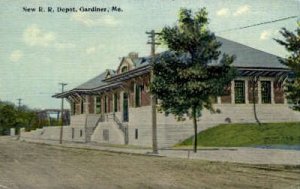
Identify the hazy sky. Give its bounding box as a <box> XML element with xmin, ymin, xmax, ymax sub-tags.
<box><xmin>0</xmin><ymin>0</ymin><xmax>299</xmax><ymax>109</ymax></box>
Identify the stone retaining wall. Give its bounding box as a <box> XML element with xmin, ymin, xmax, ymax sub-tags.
<box><xmin>20</xmin><ymin>104</ymin><xmax>300</xmax><ymax>148</ymax></box>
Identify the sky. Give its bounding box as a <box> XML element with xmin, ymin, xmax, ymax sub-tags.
<box><xmin>0</xmin><ymin>0</ymin><xmax>299</xmax><ymax>110</ymax></box>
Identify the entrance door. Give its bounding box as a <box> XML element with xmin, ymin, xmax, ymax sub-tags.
<box><xmin>123</xmin><ymin>93</ymin><xmax>129</xmax><ymax>122</ymax></box>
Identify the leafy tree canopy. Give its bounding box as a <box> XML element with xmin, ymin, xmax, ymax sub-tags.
<box><xmin>0</xmin><ymin>100</ymin><xmax>40</xmax><ymax>135</ymax></box>
<box><xmin>275</xmin><ymin>22</ymin><xmax>300</xmax><ymax>110</ymax></box>
<box><xmin>150</xmin><ymin>8</ymin><xmax>236</xmax><ymax>152</ymax></box>
<box><xmin>151</xmin><ymin>8</ymin><xmax>236</xmax><ymax>119</ymax></box>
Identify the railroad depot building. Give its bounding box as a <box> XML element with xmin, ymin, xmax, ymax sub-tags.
<box><xmin>21</xmin><ymin>37</ymin><xmax>300</xmax><ymax>147</ymax></box>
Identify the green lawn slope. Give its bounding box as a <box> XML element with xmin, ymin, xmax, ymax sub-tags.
<box><xmin>178</xmin><ymin>122</ymin><xmax>300</xmax><ymax>147</ymax></box>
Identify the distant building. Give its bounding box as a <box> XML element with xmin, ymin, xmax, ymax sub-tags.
<box><xmin>36</xmin><ymin>109</ymin><xmax>70</xmax><ymax>126</ymax></box>
<box><xmin>46</xmin><ymin>37</ymin><xmax>300</xmax><ymax>147</ymax></box>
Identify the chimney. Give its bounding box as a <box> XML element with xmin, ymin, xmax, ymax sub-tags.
<box><xmin>128</xmin><ymin>52</ymin><xmax>138</xmax><ymax>60</ymax></box>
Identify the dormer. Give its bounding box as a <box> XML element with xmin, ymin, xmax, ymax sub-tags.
<box><xmin>105</xmin><ymin>69</ymin><xmax>115</xmax><ymax>79</ymax></box>
<box><xmin>116</xmin><ymin>52</ymin><xmax>139</xmax><ymax>74</ymax></box>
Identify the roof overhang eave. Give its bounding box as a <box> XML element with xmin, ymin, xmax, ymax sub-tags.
<box><xmin>237</xmin><ymin>67</ymin><xmax>291</xmax><ymax>77</ymax></box>
<box><xmin>52</xmin><ymin>82</ymin><xmax>123</xmax><ymax>98</ymax></box>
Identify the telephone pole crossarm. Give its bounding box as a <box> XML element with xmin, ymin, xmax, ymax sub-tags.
<box><xmin>17</xmin><ymin>98</ymin><xmax>22</xmax><ymax>110</ymax></box>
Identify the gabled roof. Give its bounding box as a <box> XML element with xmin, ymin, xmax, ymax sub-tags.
<box><xmin>217</xmin><ymin>37</ymin><xmax>286</xmax><ymax>69</ymax></box>
<box><xmin>118</xmin><ymin>37</ymin><xmax>287</xmax><ymax>69</ymax></box>
<box><xmin>53</xmin><ymin>37</ymin><xmax>289</xmax><ymax>98</ymax></box>
<box><xmin>74</xmin><ymin>69</ymin><xmax>115</xmax><ymax>90</ymax></box>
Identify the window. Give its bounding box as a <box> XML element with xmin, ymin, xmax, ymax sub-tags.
<box><xmin>221</xmin><ymin>84</ymin><xmax>231</xmax><ymax>104</ymax></box>
<box><xmin>261</xmin><ymin>81</ymin><xmax>271</xmax><ymax>104</ymax></box>
<box><xmin>80</xmin><ymin>99</ymin><xmax>84</xmax><ymax>114</ymax></box>
<box><xmin>104</xmin><ymin>96</ymin><xmax>107</xmax><ymax>113</ymax></box>
<box><xmin>234</xmin><ymin>80</ymin><xmax>245</xmax><ymax>104</ymax></box>
<box><xmin>72</xmin><ymin>102</ymin><xmax>76</xmax><ymax>115</ymax></box>
<box><xmin>135</xmin><ymin>129</ymin><xmax>138</xmax><ymax>139</ymax></box>
<box><xmin>123</xmin><ymin>93</ymin><xmax>129</xmax><ymax>122</ymax></box>
<box><xmin>135</xmin><ymin>85</ymin><xmax>141</xmax><ymax>107</ymax></box>
<box><xmin>114</xmin><ymin>93</ymin><xmax>118</xmax><ymax>112</ymax></box>
<box><xmin>80</xmin><ymin>130</ymin><xmax>83</xmax><ymax>137</ymax></box>
<box><xmin>121</xmin><ymin>66</ymin><xmax>128</xmax><ymax>73</ymax></box>
<box><xmin>95</xmin><ymin>96</ymin><xmax>101</xmax><ymax>114</ymax></box>
<box><xmin>140</xmin><ymin>84</ymin><xmax>145</xmax><ymax>91</ymax></box>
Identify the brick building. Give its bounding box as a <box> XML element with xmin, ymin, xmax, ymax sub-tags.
<box><xmin>22</xmin><ymin>37</ymin><xmax>300</xmax><ymax>147</ymax></box>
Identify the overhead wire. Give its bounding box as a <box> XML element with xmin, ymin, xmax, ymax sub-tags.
<box><xmin>216</xmin><ymin>15</ymin><xmax>299</xmax><ymax>34</ymax></box>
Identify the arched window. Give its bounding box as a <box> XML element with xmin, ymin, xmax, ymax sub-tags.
<box><xmin>121</xmin><ymin>66</ymin><xmax>128</xmax><ymax>73</ymax></box>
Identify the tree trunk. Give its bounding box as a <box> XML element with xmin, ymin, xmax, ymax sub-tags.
<box><xmin>192</xmin><ymin>106</ymin><xmax>198</xmax><ymax>153</ymax></box>
<box><xmin>253</xmin><ymin>94</ymin><xmax>261</xmax><ymax>126</ymax></box>
<box><xmin>252</xmin><ymin>77</ymin><xmax>261</xmax><ymax>126</ymax></box>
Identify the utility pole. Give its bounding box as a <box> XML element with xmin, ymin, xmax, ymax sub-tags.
<box><xmin>146</xmin><ymin>30</ymin><xmax>160</xmax><ymax>154</ymax></box>
<box><xmin>59</xmin><ymin>83</ymin><xmax>67</xmax><ymax>144</ymax></box>
<box><xmin>17</xmin><ymin>98</ymin><xmax>22</xmax><ymax>110</ymax></box>
<box><xmin>16</xmin><ymin>98</ymin><xmax>22</xmax><ymax>137</ymax></box>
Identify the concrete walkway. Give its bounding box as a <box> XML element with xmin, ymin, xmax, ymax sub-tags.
<box><xmin>19</xmin><ymin>138</ymin><xmax>300</xmax><ymax>165</ymax></box>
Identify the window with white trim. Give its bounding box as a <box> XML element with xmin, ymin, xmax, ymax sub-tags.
<box><xmin>261</xmin><ymin>81</ymin><xmax>271</xmax><ymax>104</ymax></box>
<box><xmin>234</xmin><ymin>80</ymin><xmax>245</xmax><ymax>104</ymax></box>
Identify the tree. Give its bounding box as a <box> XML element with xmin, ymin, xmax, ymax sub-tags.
<box><xmin>151</xmin><ymin>8</ymin><xmax>236</xmax><ymax>153</ymax></box>
<box><xmin>0</xmin><ymin>100</ymin><xmax>38</xmax><ymax>135</ymax></box>
<box><xmin>0</xmin><ymin>104</ymin><xmax>17</xmax><ymax>135</ymax></box>
<box><xmin>275</xmin><ymin>22</ymin><xmax>300</xmax><ymax>110</ymax></box>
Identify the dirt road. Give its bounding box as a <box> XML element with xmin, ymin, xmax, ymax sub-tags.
<box><xmin>0</xmin><ymin>137</ymin><xmax>299</xmax><ymax>189</ymax></box>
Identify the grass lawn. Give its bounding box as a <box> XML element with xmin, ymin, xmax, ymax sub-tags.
<box><xmin>178</xmin><ymin>122</ymin><xmax>300</xmax><ymax>147</ymax></box>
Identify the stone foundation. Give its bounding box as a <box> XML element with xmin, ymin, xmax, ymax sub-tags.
<box><xmin>20</xmin><ymin>104</ymin><xmax>300</xmax><ymax>148</ymax></box>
